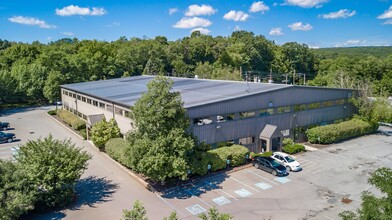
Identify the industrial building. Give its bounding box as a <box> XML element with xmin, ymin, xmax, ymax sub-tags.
<box><xmin>60</xmin><ymin>75</ymin><xmax>356</xmax><ymax>152</ymax></box>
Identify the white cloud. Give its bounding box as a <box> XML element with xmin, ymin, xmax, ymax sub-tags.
<box><xmin>223</xmin><ymin>10</ymin><xmax>249</xmax><ymax>21</ymax></box>
<box><xmin>234</xmin><ymin>25</ymin><xmax>241</xmax><ymax>31</ymax></box>
<box><xmin>308</xmin><ymin>45</ymin><xmax>320</xmax><ymax>49</ymax></box>
<box><xmin>288</xmin><ymin>22</ymin><xmax>313</xmax><ymax>31</ymax></box>
<box><xmin>173</xmin><ymin>17</ymin><xmax>212</xmax><ymax>28</ymax></box>
<box><xmin>378</xmin><ymin>6</ymin><xmax>392</xmax><ymax>19</ymax></box>
<box><xmin>56</xmin><ymin>5</ymin><xmax>106</xmax><ymax>16</ymax></box>
<box><xmin>62</xmin><ymin>32</ymin><xmax>74</xmax><ymax>36</ymax></box>
<box><xmin>320</xmin><ymin>9</ymin><xmax>356</xmax><ymax>19</ymax></box>
<box><xmin>105</xmin><ymin>22</ymin><xmax>120</xmax><ymax>28</ymax></box>
<box><xmin>383</xmin><ymin>19</ymin><xmax>392</xmax><ymax>25</ymax></box>
<box><xmin>8</xmin><ymin>16</ymin><xmax>56</xmax><ymax>29</ymax></box>
<box><xmin>169</xmin><ymin>8</ymin><xmax>178</xmax><ymax>15</ymax></box>
<box><xmin>185</xmin><ymin>4</ymin><xmax>216</xmax><ymax>16</ymax></box>
<box><xmin>273</xmin><ymin>3</ymin><xmax>278</xmax><ymax>7</ymax></box>
<box><xmin>191</xmin><ymin>27</ymin><xmax>211</xmax><ymax>35</ymax></box>
<box><xmin>335</xmin><ymin>39</ymin><xmax>367</xmax><ymax>47</ymax></box>
<box><xmin>284</xmin><ymin>0</ymin><xmax>328</xmax><ymax>8</ymax></box>
<box><xmin>269</xmin><ymin>27</ymin><xmax>284</xmax><ymax>36</ymax></box>
<box><xmin>250</xmin><ymin>1</ymin><xmax>270</xmax><ymax>13</ymax></box>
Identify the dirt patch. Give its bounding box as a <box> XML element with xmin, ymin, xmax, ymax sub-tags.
<box><xmin>341</xmin><ymin>198</ymin><xmax>353</xmax><ymax>204</ymax></box>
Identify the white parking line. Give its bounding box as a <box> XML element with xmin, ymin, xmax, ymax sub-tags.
<box><xmin>324</xmin><ymin>216</ymin><xmax>336</xmax><ymax>220</ymax></box>
<box><xmin>155</xmin><ymin>193</ymin><xmax>186</xmax><ymax>217</ymax></box>
<box><xmin>184</xmin><ymin>188</ymin><xmax>213</xmax><ymax>208</ymax></box>
<box><xmin>245</xmin><ymin>169</ymin><xmax>279</xmax><ymax>185</ymax></box>
<box><xmin>312</xmin><ymin>169</ymin><xmax>323</xmax><ymax>174</ymax></box>
<box><xmin>230</xmin><ymin>176</ymin><xmax>260</xmax><ymax>192</ymax></box>
<box><xmin>204</xmin><ymin>181</ymin><xmax>238</xmax><ymax>201</ymax></box>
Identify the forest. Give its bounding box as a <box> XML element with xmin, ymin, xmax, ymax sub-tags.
<box><xmin>0</xmin><ymin>30</ymin><xmax>391</xmax><ymax>107</ymax></box>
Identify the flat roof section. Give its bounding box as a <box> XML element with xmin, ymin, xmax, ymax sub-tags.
<box><xmin>61</xmin><ymin>75</ymin><xmax>292</xmax><ymax>108</ymax></box>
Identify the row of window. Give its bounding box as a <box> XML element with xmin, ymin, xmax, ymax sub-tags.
<box><xmin>193</xmin><ymin>98</ymin><xmax>349</xmax><ymax>126</ymax></box>
<box><xmin>62</xmin><ymin>90</ymin><xmax>130</xmax><ymax>117</ymax></box>
<box><xmin>64</xmin><ymin>105</ymin><xmax>88</xmax><ymax>121</ymax></box>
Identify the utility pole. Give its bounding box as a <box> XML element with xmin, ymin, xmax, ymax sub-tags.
<box><xmin>240</xmin><ymin>66</ymin><xmax>242</xmax><ymax>79</ymax></box>
<box><xmin>303</xmin><ymin>74</ymin><xmax>306</xmax><ymax>85</ymax></box>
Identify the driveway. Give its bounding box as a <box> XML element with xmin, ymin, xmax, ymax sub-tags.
<box><xmin>1</xmin><ymin>107</ymin><xmax>391</xmax><ymax>220</ymax></box>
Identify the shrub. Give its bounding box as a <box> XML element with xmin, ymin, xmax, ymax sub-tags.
<box><xmin>212</xmin><ymin>145</ymin><xmax>249</xmax><ymax>166</ymax></box>
<box><xmin>283</xmin><ymin>144</ymin><xmax>305</xmax><ymax>155</ymax></box>
<box><xmin>250</xmin><ymin>151</ymin><xmax>273</xmax><ymax>158</ymax></box>
<box><xmin>105</xmin><ymin>138</ymin><xmax>129</xmax><ymax>165</ymax></box>
<box><xmin>306</xmin><ymin>119</ymin><xmax>379</xmax><ymax>144</ymax></box>
<box><xmin>78</xmin><ymin>128</ymin><xmax>87</xmax><ymax>140</ymax></box>
<box><xmin>47</xmin><ymin>110</ymin><xmax>57</xmax><ymax>115</ymax></box>
<box><xmin>57</xmin><ymin>110</ymin><xmax>85</xmax><ymax>130</ymax></box>
<box><xmin>91</xmin><ymin>118</ymin><xmax>121</xmax><ymax>150</ymax></box>
<box><xmin>282</xmin><ymin>138</ymin><xmax>294</xmax><ymax>147</ymax></box>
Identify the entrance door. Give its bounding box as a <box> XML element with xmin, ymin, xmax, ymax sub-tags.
<box><xmin>271</xmin><ymin>137</ymin><xmax>281</xmax><ymax>151</ymax></box>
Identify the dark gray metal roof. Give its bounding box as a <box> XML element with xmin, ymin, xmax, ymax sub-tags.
<box><xmin>61</xmin><ymin>75</ymin><xmax>293</xmax><ymax>108</ymax></box>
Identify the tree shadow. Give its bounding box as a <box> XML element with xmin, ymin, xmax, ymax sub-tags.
<box><xmin>70</xmin><ymin>175</ymin><xmax>119</xmax><ymax>210</ymax></box>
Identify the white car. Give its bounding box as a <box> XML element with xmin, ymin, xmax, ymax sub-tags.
<box><xmin>271</xmin><ymin>152</ymin><xmax>302</xmax><ymax>172</ymax></box>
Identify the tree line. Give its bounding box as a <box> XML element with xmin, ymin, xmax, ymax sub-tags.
<box><xmin>0</xmin><ymin>31</ymin><xmax>391</xmax><ymax>107</ymax></box>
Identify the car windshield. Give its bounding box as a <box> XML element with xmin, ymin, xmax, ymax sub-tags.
<box><xmin>284</xmin><ymin>156</ymin><xmax>295</xmax><ymax>163</ymax></box>
<box><xmin>270</xmin><ymin>160</ymin><xmax>281</xmax><ymax>167</ymax></box>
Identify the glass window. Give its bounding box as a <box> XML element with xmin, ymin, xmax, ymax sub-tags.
<box><xmin>309</xmin><ymin>102</ymin><xmax>320</xmax><ymax>109</ymax></box>
<box><xmin>81</xmin><ymin>97</ymin><xmax>86</xmax><ymax>102</ymax></box>
<box><xmin>335</xmin><ymin>99</ymin><xmax>345</xmax><ymax>105</ymax></box>
<box><xmin>99</xmin><ymin>102</ymin><xmax>105</xmax><ymax>108</ymax></box>
<box><xmin>77</xmin><ymin>95</ymin><xmax>81</xmax><ymax>100</ymax></box>
<box><xmin>71</xmin><ymin>93</ymin><xmax>76</xmax><ymax>98</ymax></box>
<box><xmin>294</xmin><ymin>104</ymin><xmax>306</xmax><ymax>112</ymax></box>
<box><xmin>323</xmin><ymin>101</ymin><xmax>334</xmax><ymax>107</ymax></box>
<box><xmin>115</xmin><ymin>107</ymin><xmax>123</xmax><ymax>115</ymax></box>
<box><xmin>277</xmin><ymin>106</ymin><xmax>291</xmax><ymax>114</ymax></box>
<box><xmin>87</xmin><ymin>98</ymin><xmax>92</xmax><ymax>104</ymax></box>
<box><xmin>239</xmin><ymin>136</ymin><xmax>254</xmax><ymax>145</ymax></box>
<box><xmin>93</xmin><ymin>100</ymin><xmax>98</xmax><ymax>106</ymax></box>
<box><xmin>240</xmin><ymin>111</ymin><xmax>256</xmax><ymax>119</ymax></box>
<box><xmin>107</xmin><ymin>105</ymin><xmax>114</xmax><ymax>112</ymax></box>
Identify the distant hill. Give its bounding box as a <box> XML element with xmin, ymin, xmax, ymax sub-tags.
<box><xmin>312</xmin><ymin>46</ymin><xmax>392</xmax><ymax>59</ymax></box>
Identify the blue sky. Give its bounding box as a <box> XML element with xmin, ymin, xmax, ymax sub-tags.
<box><xmin>1</xmin><ymin>0</ymin><xmax>392</xmax><ymax>48</ymax></box>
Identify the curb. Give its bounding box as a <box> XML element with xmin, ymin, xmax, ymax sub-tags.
<box><xmin>45</xmin><ymin>112</ymin><xmax>156</xmax><ymax>192</ymax></box>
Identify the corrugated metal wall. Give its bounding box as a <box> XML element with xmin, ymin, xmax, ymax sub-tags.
<box><xmin>189</xmin><ymin>86</ymin><xmax>356</xmax><ymax>146</ymax></box>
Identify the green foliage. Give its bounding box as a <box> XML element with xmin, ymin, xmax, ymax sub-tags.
<box><xmin>282</xmin><ymin>144</ymin><xmax>305</xmax><ymax>155</ymax></box>
<box><xmin>57</xmin><ymin>109</ymin><xmax>86</xmax><ymax>130</ymax></box>
<box><xmin>122</xmin><ymin>200</ymin><xmax>148</xmax><ymax>220</ymax></box>
<box><xmin>15</xmin><ymin>135</ymin><xmax>91</xmax><ymax>209</ymax></box>
<box><xmin>91</xmin><ymin>118</ymin><xmax>121</xmax><ymax>150</ymax></box>
<box><xmin>105</xmin><ymin>138</ymin><xmax>130</xmax><ymax>166</ymax></box>
<box><xmin>339</xmin><ymin>167</ymin><xmax>392</xmax><ymax>220</ymax></box>
<box><xmin>306</xmin><ymin>119</ymin><xmax>379</xmax><ymax>144</ymax></box>
<box><xmin>163</xmin><ymin>212</ymin><xmax>179</xmax><ymax>220</ymax></box>
<box><xmin>198</xmin><ymin>207</ymin><xmax>233</xmax><ymax>220</ymax></box>
<box><xmin>282</xmin><ymin>138</ymin><xmax>294</xmax><ymax>147</ymax></box>
<box><xmin>369</xmin><ymin>99</ymin><xmax>392</xmax><ymax>123</ymax></box>
<box><xmin>0</xmin><ymin>160</ymin><xmax>35</xmax><ymax>220</ymax></box>
<box><xmin>190</xmin><ymin>145</ymin><xmax>249</xmax><ymax>176</ymax></box>
<box><xmin>47</xmin><ymin>110</ymin><xmax>57</xmax><ymax>115</ymax></box>
<box><xmin>250</xmin><ymin>151</ymin><xmax>273</xmax><ymax>158</ymax></box>
<box><xmin>128</xmin><ymin>77</ymin><xmax>194</xmax><ymax>182</ymax></box>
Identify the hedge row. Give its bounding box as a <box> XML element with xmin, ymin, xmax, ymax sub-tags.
<box><xmin>105</xmin><ymin>138</ymin><xmax>130</xmax><ymax>165</ymax></box>
<box><xmin>57</xmin><ymin>110</ymin><xmax>86</xmax><ymax>130</ymax></box>
<box><xmin>283</xmin><ymin>144</ymin><xmax>305</xmax><ymax>154</ymax></box>
<box><xmin>306</xmin><ymin>119</ymin><xmax>379</xmax><ymax>144</ymax></box>
<box><xmin>190</xmin><ymin>145</ymin><xmax>249</xmax><ymax>176</ymax></box>
<box><xmin>250</xmin><ymin>151</ymin><xmax>272</xmax><ymax>158</ymax></box>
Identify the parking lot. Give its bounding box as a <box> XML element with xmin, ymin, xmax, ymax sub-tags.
<box><xmin>157</xmin><ymin>126</ymin><xmax>392</xmax><ymax>219</ymax></box>
<box><xmin>1</xmin><ymin>107</ymin><xmax>391</xmax><ymax>220</ymax></box>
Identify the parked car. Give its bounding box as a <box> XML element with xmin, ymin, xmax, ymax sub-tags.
<box><xmin>0</xmin><ymin>121</ymin><xmax>10</xmax><ymax>130</ymax></box>
<box><xmin>0</xmin><ymin>131</ymin><xmax>16</xmax><ymax>143</ymax></box>
<box><xmin>271</xmin><ymin>152</ymin><xmax>302</xmax><ymax>172</ymax></box>
<box><xmin>252</xmin><ymin>156</ymin><xmax>288</xmax><ymax>176</ymax></box>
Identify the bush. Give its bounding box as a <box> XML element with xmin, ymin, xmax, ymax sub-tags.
<box><xmin>57</xmin><ymin>110</ymin><xmax>85</xmax><ymax>130</ymax></box>
<box><xmin>282</xmin><ymin>138</ymin><xmax>294</xmax><ymax>147</ymax></box>
<box><xmin>306</xmin><ymin>119</ymin><xmax>379</xmax><ymax>144</ymax></box>
<box><xmin>283</xmin><ymin>144</ymin><xmax>305</xmax><ymax>154</ymax></box>
<box><xmin>105</xmin><ymin>138</ymin><xmax>130</xmax><ymax>166</ymax></box>
<box><xmin>250</xmin><ymin>151</ymin><xmax>273</xmax><ymax>158</ymax></box>
<box><xmin>78</xmin><ymin>128</ymin><xmax>87</xmax><ymax>140</ymax></box>
<box><xmin>189</xmin><ymin>145</ymin><xmax>249</xmax><ymax>176</ymax></box>
<box><xmin>91</xmin><ymin>118</ymin><xmax>121</xmax><ymax>150</ymax></box>
<box><xmin>47</xmin><ymin>110</ymin><xmax>57</xmax><ymax>115</ymax></box>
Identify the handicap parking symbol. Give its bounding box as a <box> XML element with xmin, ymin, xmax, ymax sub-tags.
<box><xmin>274</xmin><ymin>177</ymin><xmax>291</xmax><ymax>184</ymax></box>
<box><xmin>255</xmin><ymin>182</ymin><xmax>272</xmax><ymax>190</ymax></box>
<box><xmin>234</xmin><ymin>188</ymin><xmax>252</xmax><ymax>197</ymax></box>
<box><xmin>212</xmin><ymin>196</ymin><xmax>231</xmax><ymax>206</ymax></box>
<box><xmin>186</xmin><ymin>204</ymin><xmax>206</xmax><ymax>215</ymax></box>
